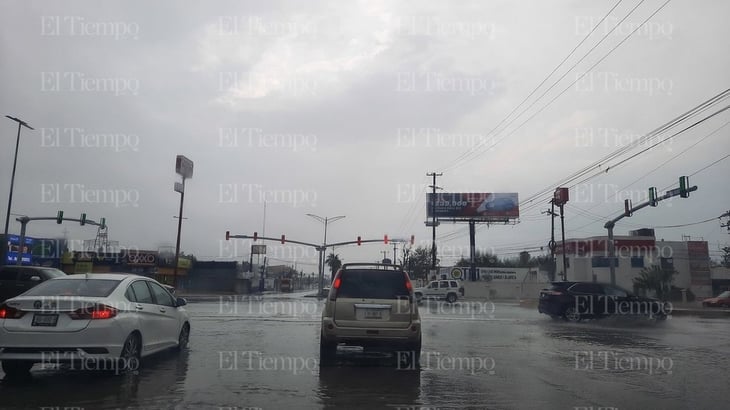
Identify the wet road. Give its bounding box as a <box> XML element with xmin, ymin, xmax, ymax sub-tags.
<box><xmin>1</xmin><ymin>292</ymin><xmax>728</xmax><ymax>409</ymax></box>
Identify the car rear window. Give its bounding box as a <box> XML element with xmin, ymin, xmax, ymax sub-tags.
<box><xmin>41</xmin><ymin>269</ymin><xmax>66</xmax><ymax>279</ymax></box>
<box><xmin>22</xmin><ymin>279</ymin><xmax>121</xmax><ymax>297</ymax></box>
<box><xmin>337</xmin><ymin>269</ymin><xmax>410</xmax><ymax>299</ymax></box>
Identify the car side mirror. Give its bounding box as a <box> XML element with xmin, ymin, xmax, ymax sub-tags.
<box><xmin>30</xmin><ymin>276</ymin><xmax>41</xmax><ymax>282</ymax></box>
<box><xmin>176</xmin><ymin>297</ymin><xmax>187</xmax><ymax>307</ymax></box>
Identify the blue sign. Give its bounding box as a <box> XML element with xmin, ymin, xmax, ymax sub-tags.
<box><xmin>5</xmin><ymin>235</ymin><xmax>34</xmax><ymax>265</ymax></box>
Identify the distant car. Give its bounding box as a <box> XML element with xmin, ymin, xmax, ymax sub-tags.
<box><xmin>0</xmin><ymin>273</ymin><xmax>190</xmax><ymax>379</ymax></box>
<box><xmin>538</xmin><ymin>281</ymin><xmax>669</xmax><ymax>322</ymax></box>
<box><xmin>0</xmin><ymin>265</ymin><xmax>66</xmax><ymax>303</ymax></box>
<box><xmin>702</xmin><ymin>290</ymin><xmax>730</xmax><ymax>308</ymax></box>
<box><xmin>320</xmin><ymin>263</ymin><xmax>421</xmax><ymax>367</ymax></box>
<box><xmin>414</xmin><ymin>279</ymin><xmax>464</xmax><ymax>304</ymax></box>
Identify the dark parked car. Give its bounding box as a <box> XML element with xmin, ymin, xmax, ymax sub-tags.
<box><xmin>0</xmin><ymin>265</ymin><xmax>67</xmax><ymax>303</ymax></box>
<box><xmin>538</xmin><ymin>281</ymin><xmax>669</xmax><ymax>322</ymax></box>
<box><xmin>702</xmin><ymin>290</ymin><xmax>730</xmax><ymax>308</ymax></box>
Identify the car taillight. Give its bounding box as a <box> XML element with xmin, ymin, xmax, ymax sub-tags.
<box><xmin>405</xmin><ymin>278</ymin><xmax>413</xmax><ymax>292</ymax></box>
<box><xmin>69</xmin><ymin>304</ymin><xmax>117</xmax><ymax>320</ymax></box>
<box><xmin>0</xmin><ymin>305</ymin><xmax>24</xmax><ymax>319</ymax></box>
<box><xmin>330</xmin><ymin>277</ymin><xmax>342</xmax><ymax>301</ymax></box>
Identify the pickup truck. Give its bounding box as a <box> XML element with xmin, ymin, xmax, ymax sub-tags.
<box><xmin>414</xmin><ymin>279</ymin><xmax>464</xmax><ymax>303</ymax></box>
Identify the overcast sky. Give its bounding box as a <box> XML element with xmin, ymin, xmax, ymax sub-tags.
<box><xmin>1</xmin><ymin>0</ymin><xmax>729</xmax><ymax>272</ymax></box>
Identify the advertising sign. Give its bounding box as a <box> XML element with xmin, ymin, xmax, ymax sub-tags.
<box><xmin>176</xmin><ymin>155</ymin><xmax>194</xmax><ymax>178</ymax></box>
<box><xmin>124</xmin><ymin>250</ymin><xmax>159</xmax><ymax>266</ymax></box>
<box><xmin>5</xmin><ymin>235</ymin><xmax>33</xmax><ymax>265</ymax></box>
<box><xmin>427</xmin><ymin>193</ymin><xmax>519</xmax><ymax>221</ymax></box>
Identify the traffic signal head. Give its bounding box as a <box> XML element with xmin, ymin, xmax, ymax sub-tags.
<box><xmin>410</xmin><ymin>235</ymin><xmax>415</xmax><ymax>245</ymax></box>
<box><xmin>225</xmin><ymin>231</ymin><xmax>230</xmax><ymax>240</ymax></box>
<box><xmin>679</xmin><ymin>176</ymin><xmax>689</xmax><ymax>198</ymax></box>
<box><xmin>384</xmin><ymin>235</ymin><xmax>389</xmax><ymax>244</ymax></box>
<box><xmin>253</xmin><ymin>232</ymin><xmax>258</xmax><ymax>241</ymax></box>
<box><xmin>281</xmin><ymin>235</ymin><xmax>286</xmax><ymax>244</ymax></box>
<box><xmin>80</xmin><ymin>213</ymin><xmax>86</xmax><ymax>226</ymax></box>
<box><xmin>99</xmin><ymin>217</ymin><xmax>106</xmax><ymax>229</ymax></box>
<box><xmin>624</xmin><ymin>199</ymin><xmax>633</xmax><ymax>217</ymax></box>
<box><xmin>56</xmin><ymin>210</ymin><xmax>64</xmax><ymax>224</ymax></box>
<box><xmin>649</xmin><ymin>187</ymin><xmax>658</xmax><ymax>207</ymax></box>
<box><xmin>357</xmin><ymin>236</ymin><xmax>362</xmax><ymax>246</ymax></box>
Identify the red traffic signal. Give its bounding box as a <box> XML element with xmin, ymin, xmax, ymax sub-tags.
<box><xmin>357</xmin><ymin>236</ymin><xmax>362</xmax><ymax>246</ymax></box>
<box><xmin>253</xmin><ymin>232</ymin><xmax>258</xmax><ymax>241</ymax></box>
<box><xmin>384</xmin><ymin>235</ymin><xmax>389</xmax><ymax>244</ymax></box>
<box><xmin>281</xmin><ymin>235</ymin><xmax>286</xmax><ymax>244</ymax></box>
<box><xmin>225</xmin><ymin>231</ymin><xmax>230</xmax><ymax>240</ymax></box>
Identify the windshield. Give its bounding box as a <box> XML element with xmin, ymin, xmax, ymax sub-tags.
<box><xmin>718</xmin><ymin>291</ymin><xmax>730</xmax><ymax>298</ymax></box>
<box><xmin>22</xmin><ymin>278</ymin><xmax>121</xmax><ymax>297</ymax></box>
<box><xmin>41</xmin><ymin>269</ymin><xmax>67</xmax><ymax>279</ymax></box>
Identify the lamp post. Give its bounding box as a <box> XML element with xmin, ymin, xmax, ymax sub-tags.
<box><xmin>306</xmin><ymin>213</ymin><xmax>345</xmax><ymax>295</ymax></box>
<box><xmin>173</xmin><ymin>155</ymin><xmax>193</xmax><ymax>289</ymax></box>
<box><xmin>3</xmin><ymin>116</ymin><xmax>34</xmax><ymax>251</ymax></box>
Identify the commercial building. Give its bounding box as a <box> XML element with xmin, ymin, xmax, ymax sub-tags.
<box><xmin>555</xmin><ymin>229</ymin><xmax>713</xmax><ymax>298</ymax></box>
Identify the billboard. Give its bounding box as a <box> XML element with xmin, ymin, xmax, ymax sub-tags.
<box><xmin>427</xmin><ymin>193</ymin><xmax>519</xmax><ymax>221</ymax></box>
<box><xmin>4</xmin><ymin>234</ymin><xmax>33</xmax><ymax>265</ymax></box>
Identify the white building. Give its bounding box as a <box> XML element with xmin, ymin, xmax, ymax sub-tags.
<box><xmin>556</xmin><ymin>229</ymin><xmax>712</xmax><ymax>298</ymax></box>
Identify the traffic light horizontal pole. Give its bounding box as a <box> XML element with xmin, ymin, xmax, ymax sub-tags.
<box><xmin>605</xmin><ymin>185</ymin><xmax>697</xmax><ymax>228</ymax></box>
<box><xmin>228</xmin><ymin>234</ymin><xmax>320</xmax><ymax>249</ymax></box>
<box><xmin>227</xmin><ymin>234</ymin><xmax>412</xmax><ymax>250</ymax></box>
<box><xmin>15</xmin><ymin>216</ymin><xmax>106</xmax><ymax>228</ymax></box>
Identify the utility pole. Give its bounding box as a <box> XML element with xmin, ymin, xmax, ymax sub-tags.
<box><xmin>721</xmin><ymin>210</ymin><xmax>730</xmax><ymax>233</ymax></box>
<box><xmin>427</xmin><ymin>172</ymin><xmax>442</xmax><ymax>270</ymax></box>
<box><xmin>393</xmin><ymin>241</ymin><xmax>398</xmax><ymax>264</ymax></box>
<box><xmin>543</xmin><ymin>200</ymin><xmax>558</xmax><ymax>282</ymax></box>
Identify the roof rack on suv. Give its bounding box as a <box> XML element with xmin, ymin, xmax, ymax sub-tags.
<box><xmin>340</xmin><ymin>263</ymin><xmax>403</xmax><ymax>270</ymax></box>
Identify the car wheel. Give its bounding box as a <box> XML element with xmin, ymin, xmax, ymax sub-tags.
<box><xmin>446</xmin><ymin>293</ymin><xmax>457</xmax><ymax>304</ymax></box>
<box><xmin>176</xmin><ymin>323</ymin><xmax>190</xmax><ymax>351</ymax></box>
<box><xmin>397</xmin><ymin>340</ymin><xmax>421</xmax><ymax>370</ymax></box>
<box><xmin>1</xmin><ymin>360</ymin><xmax>33</xmax><ymax>379</ymax></box>
<box><xmin>563</xmin><ymin>306</ymin><xmax>582</xmax><ymax>323</ymax></box>
<box><xmin>119</xmin><ymin>332</ymin><xmax>142</xmax><ymax>374</ymax></box>
<box><xmin>319</xmin><ymin>333</ymin><xmax>337</xmax><ymax>367</ymax></box>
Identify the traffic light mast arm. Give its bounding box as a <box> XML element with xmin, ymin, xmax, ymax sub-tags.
<box><xmin>604</xmin><ymin>185</ymin><xmax>699</xmax><ymax>229</ymax></box>
<box><xmin>227</xmin><ymin>234</ymin><xmax>320</xmax><ymax>249</ymax></box>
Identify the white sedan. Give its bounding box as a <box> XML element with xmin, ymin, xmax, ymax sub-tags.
<box><xmin>0</xmin><ymin>273</ymin><xmax>190</xmax><ymax>378</ymax></box>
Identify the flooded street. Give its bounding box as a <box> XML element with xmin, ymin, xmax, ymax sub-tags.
<box><xmin>1</xmin><ymin>292</ymin><xmax>728</xmax><ymax>409</ymax></box>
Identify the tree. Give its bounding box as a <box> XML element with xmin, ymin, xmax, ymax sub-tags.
<box><xmin>405</xmin><ymin>246</ymin><xmax>433</xmax><ymax>280</ymax></box>
<box><xmin>325</xmin><ymin>253</ymin><xmax>342</xmax><ymax>280</ymax></box>
<box><xmin>633</xmin><ymin>265</ymin><xmax>677</xmax><ymax>301</ymax></box>
<box><xmin>722</xmin><ymin>246</ymin><xmax>730</xmax><ymax>268</ymax></box>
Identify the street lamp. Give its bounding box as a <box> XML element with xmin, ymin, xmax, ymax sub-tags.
<box><xmin>306</xmin><ymin>213</ymin><xmax>345</xmax><ymax>295</ymax></box>
<box><xmin>3</xmin><ymin>116</ymin><xmax>34</xmax><ymax>251</ymax></box>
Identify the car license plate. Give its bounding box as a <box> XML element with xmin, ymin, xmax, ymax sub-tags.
<box><xmin>356</xmin><ymin>309</ymin><xmax>389</xmax><ymax>320</ymax></box>
<box><xmin>32</xmin><ymin>314</ymin><xmax>59</xmax><ymax>327</ymax></box>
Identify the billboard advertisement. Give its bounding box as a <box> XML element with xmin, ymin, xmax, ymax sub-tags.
<box><xmin>427</xmin><ymin>192</ymin><xmax>519</xmax><ymax>221</ymax></box>
<box><xmin>4</xmin><ymin>234</ymin><xmax>33</xmax><ymax>265</ymax></box>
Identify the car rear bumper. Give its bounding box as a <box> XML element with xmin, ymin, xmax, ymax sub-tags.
<box><xmin>321</xmin><ymin>317</ymin><xmax>421</xmax><ymax>346</ymax></box>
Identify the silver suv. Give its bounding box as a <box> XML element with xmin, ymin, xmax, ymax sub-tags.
<box><xmin>414</xmin><ymin>279</ymin><xmax>464</xmax><ymax>304</ymax></box>
<box><xmin>320</xmin><ymin>263</ymin><xmax>421</xmax><ymax>366</ymax></box>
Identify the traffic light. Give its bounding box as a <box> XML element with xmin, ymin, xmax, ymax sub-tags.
<box><xmin>253</xmin><ymin>232</ymin><xmax>258</xmax><ymax>241</ymax></box>
<box><xmin>410</xmin><ymin>235</ymin><xmax>415</xmax><ymax>245</ymax></box>
<box><xmin>679</xmin><ymin>176</ymin><xmax>689</xmax><ymax>198</ymax></box>
<box><xmin>649</xmin><ymin>187</ymin><xmax>658</xmax><ymax>207</ymax></box>
<box><xmin>624</xmin><ymin>199</ymin><xmax>633</xmax><ymax>217</ymax></box>
<box><xmin>384</xmin><ymin>235</ymin><xmax>389</xmax><ymax>244</ymax></box>
<box><xmin>56</xmin><ymin>210</ymin><xmax>64</xmax><ymax>224</ymax></box>
<box><xmin>225</xmin><ymin>231</ymin><xmax>230</xmax><ymax>240</ymax></box>
<box><xmin>357</xmin><ymin>236</ymin><xmax>362</xmax><ymax>246</ymax></box>
<box><xmin>281</xmin><ymin>235</ymin><xmax>286</xmax><ymax>244</ymax></box>
<box><xmin>80</xmin><ymin>213</ymin><xmax>86</xmax><ymax>226</ymax></box>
